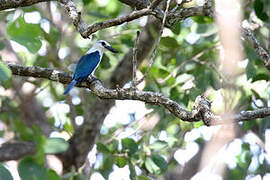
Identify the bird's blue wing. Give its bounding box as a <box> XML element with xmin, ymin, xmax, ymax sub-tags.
<box><xmin>73</xmin><ymin>51</ymin><xmax>101</xmax><ymax>82</ymax></box>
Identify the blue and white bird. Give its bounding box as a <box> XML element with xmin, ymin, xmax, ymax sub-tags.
<box><xmin>64</xmin><ymin>40</ymin><xmax>118</xmax><ymax>95</ymax></box>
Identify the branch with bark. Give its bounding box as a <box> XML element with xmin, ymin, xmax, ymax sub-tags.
<box><xmin>242</xmin><ymin>27</ymin><xmax>270</xmax><ymax>70</ymax></box>
<box><xmin>7</xmin><ymin>63</ymin><xmax>270</xmax><ymax>126</ymax></box>
<box><xmin>1</xmin><ymin>62</ymin><xmax>269</xmax><ymax>163</ymax></box>
<box><xmin>0</xmin><ymin>141</ymin><xmax>36</xmax><ymax>161</ymax></box>
<box><xmin>0</xmin><ymin>0</ymin><xmax>212</xmax><ymax>38</ymax></box>
<box><xmin>0</xmin><ymin>0</ymin><xmax>55</xmax><ymax>11</ymax></box>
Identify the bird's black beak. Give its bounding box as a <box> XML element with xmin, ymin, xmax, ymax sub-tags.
<box><xmin>105</xmin><ymin>45</ymin><xmax>119</xmax><ymax>53</ymax></box>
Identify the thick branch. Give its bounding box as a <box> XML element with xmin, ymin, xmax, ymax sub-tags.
<box><xmin>0</xmin><ymin>0</ymin><xmax>55</xmax><ymax>11</ymax></box>
<box><xmin>2</xmin><ymin>63</ymin><xmax>270</xmax><ymax>162</ymax></box>
<box><xmin>7</xmin><ymin>63</ymin><xmax>270</xmax><ymax>125</ymax></box>
<box><xmin>0</xmin><ymin>141</ymin><xmax>36</xmax><ymax>161</ymax></box>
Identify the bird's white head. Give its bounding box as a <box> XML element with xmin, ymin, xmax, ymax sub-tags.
<box><xmin>87</xmin><ymin>40</ymin><xmax>118</xmax><ymax>55</ymax></box>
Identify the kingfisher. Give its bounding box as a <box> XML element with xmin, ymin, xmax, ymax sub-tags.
<box><xmin>64</xmin><ymin>40</ymin><xmax>118</xmax><ymax>95</ymax></box>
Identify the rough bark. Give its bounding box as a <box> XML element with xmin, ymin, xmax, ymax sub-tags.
<box><xmin>0</xmin><ymin>141</ymin><xmax>36</xmax><ymax>161</ymax></box>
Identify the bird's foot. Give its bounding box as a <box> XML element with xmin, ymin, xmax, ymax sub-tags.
<box><xmin>89</xmin><ymin>75</ymin><xmax>103</xmax><ymax>85</ymax></box>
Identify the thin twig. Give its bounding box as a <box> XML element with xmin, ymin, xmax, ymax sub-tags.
<box><xmin>132</xmin><ymin>31</ymin><xmax>141</xmax><ymax>88</ymax></box>
<box><xmin>84</xmin><ymin>8</ymin><xmax>155</xmax><ymax>37</ymax></box>
<box><xmin>135</xmin><ymin>0</ymin><xmax>172</xmax><ymax>86</ymax></box>
<box><xmin>0</xmin><ymin>0</ymin><xmax>213</xmax><ymax>39</ymax></box>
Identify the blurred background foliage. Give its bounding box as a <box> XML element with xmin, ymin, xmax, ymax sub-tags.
<box><xmin>0</xmin><ymin>0</ymin><xmax>270</xmax><ymax>180</ymax></box>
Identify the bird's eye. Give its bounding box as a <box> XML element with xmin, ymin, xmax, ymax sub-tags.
<box><xmin>101</xmin><ymin>42</ymin><xmax>106</xmax><ymax>46</ymax></box>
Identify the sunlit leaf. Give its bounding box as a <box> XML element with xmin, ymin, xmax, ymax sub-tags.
<box><xmin>44</xmin><ymin>138</ymin><xmax>69</xmax><ymax>154</ymax></box>
<box><xmin>138</xmin><ymin>175</ymin><xmax>151</xmax><ymax>180</ymax></box>
<box><xmin>48</xmin><ymin>169</ymin><xmax>61</xmax><ymax>180</ymax></box>
<box><xmin>149</xmin><ymin>140</ymin><xmax>167</xmax><ymax>150</ymax></box>
<box><xmin>6</xmin><ymin>16</ymin><xmax>42</xmax><ymax>53</ymax></box>
<box><xmin>115</xmin><ymin>157</ymin><xmax>127</xmax><ymax>168</ymax></box>
<box><xmin>145</xmin><ymin>157</ymin><xmax>159</xmax><ymax>174</ymax></box>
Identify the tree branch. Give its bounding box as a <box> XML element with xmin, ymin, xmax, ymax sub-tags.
<box><xmin>0</xmin><ymin>0</ymin><xmax>212</xmax><ymax>39</ymax></box>
<box><xmin>242</xmin><ymin>27</ymin><xmax>270</xmax><ymax>70</ymax></box>
<box><xmin>0</xmin><ymin>0</ymin><xmax>55</xmax><ymax>11</ymax></box>
<box><xmin>0</xmin><ymin>141</ymin><xmax>36</xmax><ymax>161</ymax></box>
<box><xmin>61</xmin><ymin>17</ymin><xmax>162</xmax><ymax>170</ymax></box>
<box><xmin>7</xmin><ymin>63</ymin><xmax>270</xmax><ymax>126</ymax></box>
<box><xmin>83</xmin><ymin>8</ymin><xmax>155</xmax><ymax>37</ymax></box>
<box><xmin>118</xmin><ymin>0</ymin><xmax>150</xmax><ymax>10</ymax></box>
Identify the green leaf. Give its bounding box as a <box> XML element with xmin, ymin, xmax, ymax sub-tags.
<box><xmin>138</xmin><ymin>175</ymin><xmax>150</xmax><ymax>180</ymax></box>
<box><xmin>0</xmin><ymin>61</ymin><xmax>11</xmax><ymax>82</ymax></box>
<box><xmin>149</xmin><ymin>140</ymin><xmax>167</xmax><ymax>150</ymax></box>
<box><xmin>100</xmin><ymin>54</ymin><xmax>111</xmax><ymax>69</ymax></box>
<box><xmin>100</xmin><ymin>155</ymin><xmax>114</xmax><ymax>179</ymax></box>
<box><xmin>43</xmin><ymin>27</ymin><xmax>59</xmax><ymax>46</ymax></box>
<box><xmin>32</xmin><ymin>126</ymin><xmax>46</xmax><ymax>165</ymax></box>
<box><xmin>18</xmin><ymin>157</ymin><xmax>47</xmax><ymax>180</ymax></box>
<box><xmin>194</xmin><ymin>121</ymin><xmax>204</xmax><ymax>128</ymax></box>
<box><xmin>6</xmin><ymin>16</ymin><xmax>42</xmax><ymax>53</ymax></box>
<box><xmin>246</xmin><ymin>60</ymin><xmax>256</xmax><ymax>80</ymax></box>
<box><xmin>191</xmin><ymin>23</ymin><xmax>217</xmax><ymax>37</ymax></box>
<box><xmin>171</xmin><ymin>22</ymin><xmax>181</xmax><ymax>35</ymax></box>
<box><xmin>0</xmin><ymin>41</ymin><xmax>5</xmax><ymax>50</ymax></box>
<box><xmin>151</xmin><ymin>154</ymin><xmax>168</xmax><ymax>173</ymax></box>
<box><xmin>115</xmin><ymin>156</ymin><xmax>127</xmax><ymax>168</ymax></box>
<box><xmin>44</xmin><ymin>138</ymin><xmax>69</xmax><ymax>154</ymax></box>
<box><xmin>160</xmin><ymin>37</ymin><xmax>178</xmax><ymax>48</ymax></box>
<box><xmin>254</xmin><ymin>0</ymin><xmax>269</xmax><ymax>21</ymax></box>
<box><xmin>108</xmin><ymin>139</ymin><xmax>118</xmax><ymax>153</ymax></box>
<box><xmin>145</xmin><ymin>157</ymin><xmax>159</xmax><ymax>174</ymax></box>
<box><xmin>0</xmin><ymin>164</ymin><xmax>13</xmax><ymax>180</ymax></box>
<box><xmin>210</xmin><ymin>70</ymin><xmax>221</xmax><ymax>90</ymax></box>
<box><xmin>97</xmin><ymin>142</ymin><xmax>111</xmax><ymax>154</ymax></box>
<box><xmin>252</xmin><ymin>73</ymin><xmax>270</xmax><ymax>82</ymax></box>
<box><xmin>83</xmin><ymin>0</ymin><xmax>92</xmax><ymax>5</ymax></box>
<box><xmin>48</xmin><ymin>169</ymin><xmax>61</xmax><ymax>180</ymax></box>
<box><xmin>129</xmin><ymin>162</ymin><xmax>136</xmax><ymax>180</ymax></box>
<box><xmin>192</xmin><ymin>16</ymin><xmax>214</xmax><ymax>24</ymax></box>
<box><xmin>122</xmin><ymin>138</ymin><xmax>138</xmax><ymax>156</ymax></box>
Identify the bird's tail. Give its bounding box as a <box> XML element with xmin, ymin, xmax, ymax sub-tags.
<box><xmin>64</xmin><ymin>80</ymin><xmax>77</xmax><ymax>95</ymax></box>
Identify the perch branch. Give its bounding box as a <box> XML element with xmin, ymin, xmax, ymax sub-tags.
<box><xmin>7</xmin><ymin>63</ymin><xmax>270</xmax><ymax>126</ymax></box>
